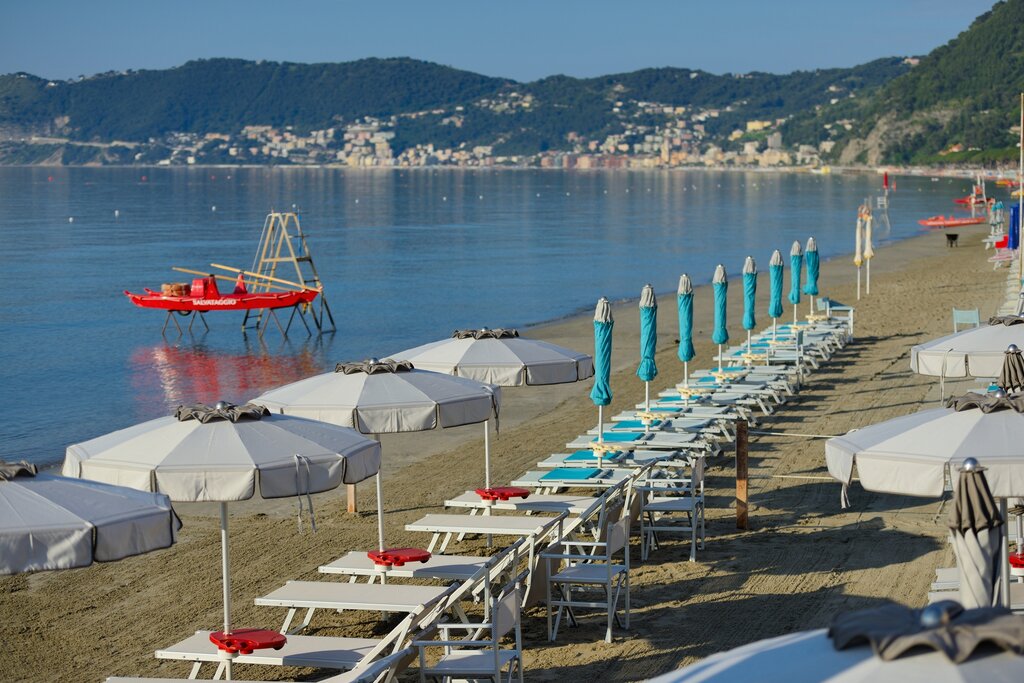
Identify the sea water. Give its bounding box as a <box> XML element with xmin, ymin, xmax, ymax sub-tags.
<box><xmin>0</xmin><ymin>166</ymin><xmax>975</xmax><ymax>465</ymax></box>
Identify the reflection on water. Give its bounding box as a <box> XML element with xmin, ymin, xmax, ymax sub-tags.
<box><xmin>129</xmin><ymin>338</ymin><xmax>329</xmax><ymax>410</ymax></box>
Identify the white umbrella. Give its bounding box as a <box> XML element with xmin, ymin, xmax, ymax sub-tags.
<box><xmin>0</xmin><ymin>462</ymin><xmax>179</xmax><ymax>575</ymax></box>
<box><xmin>911</xmin><ymin>321</ymin><xmax>1024</xmax><ymax>397</ymax></box>
<box><xmin>825</xmin><ymin>389</ymin><xmax>1024</xmax><ymax>606</ymax></box>
<box><xmin>254</xmin><ymin>359</ymin><xmax>499</xmax><ymax>547</ymax></box>
<box><xmin>645</xmin><ymin>625</ymin><xmax>1024</xmax><ymax>682</ymax></box>
<box><xmin>391</xmin><ymin>329</ymin><xmax>590</xmax><ymax>489</ymax></box>
<box><xmin>62</xmin><ymin>402</ymin><xmax>381</xmax><ymax>666</ymax></box>
<box><xmin>393</xmin><ymin>328</ymin><xmax>593</xmax><ymax>386</ymax></box>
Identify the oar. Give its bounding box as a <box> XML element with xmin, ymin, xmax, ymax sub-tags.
<box><xmin>210</xmin><ymin>263</ymin><xmax>314</xmax><ymax>291</ymax></box>
<box><xmin>172</xmin><ymin>267</ymin><xmax>239</xmax><ymax>285</ymax></box>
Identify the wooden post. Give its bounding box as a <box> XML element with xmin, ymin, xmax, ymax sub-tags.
<box><xmin>347</xmin><ymin>483</ymin><xmax>358</xmax><ymax>514</ymax></box>
<box><xmin>735</xmin><ymin>418</ymin><xmax>749</xmax><ymax>530</ymax></box>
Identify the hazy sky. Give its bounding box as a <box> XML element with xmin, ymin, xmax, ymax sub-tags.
<box><xmin>1</xmin><ymin>0</ymin><xmax>999</xmax><ymax>81</ymax></box>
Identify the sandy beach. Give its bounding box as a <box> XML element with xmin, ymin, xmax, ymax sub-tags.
<box><xmin>0</xmin><ymin>227</ymin><xmax>1010</xmax><ymax>682</ymax></box>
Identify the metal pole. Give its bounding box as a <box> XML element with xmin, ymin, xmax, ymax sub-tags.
<box><xmin>1001</xmin><ymin>498</ymin><xmax>1011</xmax><ymax>608</ymax></box>
<box><xmin>717</xmin><ymin>344</ymin><xmax>723</xmax><ymax>372</ymax></box>
<box><xmin>866</xmin><ymin>260</ymin><xmax>871</xmax><ymax>296</ymax></box>
<box><xmin>375</xmin><ymin>472</ymin><xmax>386</xmax><ymax>552</ymax></box>
<box><xmin>219</xmin><ymin>502</ymin><xmax>234</xmax><ymax>680</ymax></box>
<box><xmin>484</xmin><ymin>420</ymin><xmax>491</xmax><ymax>489</ymax></box>
<box><xmin>644</xmin><ymin>381</ymin><xmax>650</xmax><ymax>412</ymax></box>
<box><xmin>597</xmin><ymin>405</ymin><xmax>604</xmax><ymax>468</ymax></box>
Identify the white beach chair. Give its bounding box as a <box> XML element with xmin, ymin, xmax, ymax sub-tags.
<box><xmin>414</xmin><ymin>583</ymin><xmax>524</xmax><ymax>683</ymax></box>
<box><xmin>543</xmin><ymin>515</ymin><xmax>631</xmax><ymax>643</ymax></box>
<box><xmin>637</xmin><ymin>456</ymin><xmax>705</xmax><ymax>562</ymax></box>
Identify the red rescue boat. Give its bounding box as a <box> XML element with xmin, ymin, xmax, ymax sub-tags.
<box><xmin>125</xmin><ymin>275</ymin><xmax>318</xmax><ymax>312</ymax></box>
<box><xmin>917</xmin><ymin>215</ymin><xmax>988</xmax><ymax>229</ymax></box>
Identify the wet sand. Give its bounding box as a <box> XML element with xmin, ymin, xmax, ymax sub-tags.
<box><xmin>0</xmin><ymin>227</ymin><xmax>1009</xmax><ymax>682</ymax></box>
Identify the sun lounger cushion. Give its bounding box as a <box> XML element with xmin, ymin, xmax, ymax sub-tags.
<box><xmin>540</xmin><ymin>468</ymin><xmax>602</xmax><ymax>481</ymax></box>
<box><xmin>565</xmin><ymin>449</ymin><xmax>624</xmax><ymax>461</ymax></box>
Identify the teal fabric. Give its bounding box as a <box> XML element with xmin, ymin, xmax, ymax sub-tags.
<box><xmin>712</xmin><ymin>280</ymin><xmax>729</xmax><ymax>344</ymax></box>
<box><xmin>565</xmin><ymin>449</ymin><xmax>624</xmax><ymax>462</ymax></box>
<box><xmin>804</xmin><ymin>249</ymin><xmax>820</xmax><ymax>296</ymax></box>
<box><xmin>743</xmin><ymin>271</ymin><xmax>757</xmax><ymax>331</ymax></box>
<box><xmin>613</xmin><ymin>419</ymin><xmax>661</xmax><ymax>430</ymax></box>
<box><xmin>677</xmin><ymin>291</ymin><xmax>695</xmax><ymax>362</ymax></box>
<box><xmin>590</xmin><ymin>318</ymin><xmax>613</xmax><ymax>407</ymax></box>
<box><xmin>637</xmin><ymin>301</ymin><xmax>658</xmax><ymax>382</ymax></box>
<box><xmin>540</xmin><ymin>468</ymin><xmax>602</xmax><ymax>481</ymax></box>
<box><xmin>594</xmin><ymin>432</ymin><xmax>641</xmax><ymax>442</ymax></box>
<box><xmin>769</xmin><ymin>261</ymin><xmax>784</xmax><ymax>319</ymax></box>
<box><xmin>788</xmin><ymin>253</ymin><xmax>803</xmax><ymax>305</ymax></box>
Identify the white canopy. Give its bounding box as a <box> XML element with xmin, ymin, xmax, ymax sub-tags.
<box><xmin>391</xmin><ymin>335</ymin><xmax>593</xmax><ymax>387</ymax></box>
<box><xmin>646</xmin><ymin>629</ymin><xmax>1024</xmax><ymax>682</ymax></box>
<box><xmin>254</xmin><ymin>367</ymin><xmax>500</xmax><ymax>434</ymax></box>
<box><xmin>63</xmin><ymin>413</ymin><xmax>381</xmax><ymax>502</ymax></box>
<box><xmin>0</xmin><ymin>473</ymin><xmax>178</xmax><ymax>575</ymax></box>
<box><xmin>911</xmin><ymin>324</ymin><xmax>1024</xmax><ymax>378</ymax></box>
<box><xmin>825</xmin><ymin>406</ymin><xmax>1024</xmax><ymax>501</ymax></box>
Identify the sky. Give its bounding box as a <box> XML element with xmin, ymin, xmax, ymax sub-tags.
<box><xmin>0</xmin><ymin>0</ymin><xmax>1000</xmax><ymax>82</ymax></box>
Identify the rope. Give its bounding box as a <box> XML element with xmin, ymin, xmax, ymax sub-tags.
<box><xmin>749</xmin><ymin>430</ymin><xmax>839</xmax><ymax>439</ymax></box>
<box><xmin>293</xmin><ymin>454</ymin><xmax>317</xmax><ymax>532</ymax></box>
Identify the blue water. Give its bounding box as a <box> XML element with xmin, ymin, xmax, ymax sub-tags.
<box><xmin>0</xmin><ymin>167</ymin><xmax>977</xmax><ymax>466</ymax></box>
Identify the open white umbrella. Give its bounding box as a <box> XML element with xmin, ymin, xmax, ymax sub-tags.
<box><xmin>1</xmin><ymin>461</ymin><xmax>179</xmax><ymax>575</ymax></box>
<box><xmin>391</xmin><ymin>328</ymin><xmax>590</xmax><ymax>489</ymax></box>
<box><xmin>62</xmin><ymin>401</ymin><xmax>381</xmax><ymax>670</ymax></box>
<box><xmin>254</xmin><ymin>359</ymin><xmax>499</xmax><ymax>547</ymax></box>
<box><xmin>911</xmin><ymin>320</ymin><xmax>1024</xmax><ymax>397</ymax></box>
<box><xmin>646</xmin><ymin>608</ymin><xmax>1024</xmax><ymax>682</ymax></box>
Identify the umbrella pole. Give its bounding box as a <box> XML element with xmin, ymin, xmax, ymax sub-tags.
<box><xmin>219</xmin><ymin>502</ymin><xmax>233</xmax><ymax>680</ymax></box>
<box><xmin>1001</xmin><ymin>498</ymin><xmax>1012</xmax><ymax>608</ymax></box>
<box><xmin>746</xmin><ymin>330</ymin><xmax>751</xmax><ymax>353</ymax></box>
<box><xmin>684</xmin><ymin>361</ymin><xmax>689</xmax><ymax>388</ymax></box>
<box><xmin>772</xmin><ymin>319</ymin><xmax>777</xmax><ymax>342</ymax></box>
<box><xmin>717</xmin><ymin>344</ymin><xmax>722</xmax><ymax>372</ymax></box>
<box><xmin>857</xmin><ymin>267</ymin><xmax>861</xmax><ymax>300</ymax></box>
<box><xmin>597</xmin><ymin>406</ymin><xmax>604</xmax><ymax>469</ymax></box>
<box><xmin>484</xmin><ymin>421</ymin><xmax>491</xmax><ymax>490</ymax></box>
<box><xmin>866</xmin><ymin>260</ymin><xmax>871</xmax><ymax>296</ymax></box>
<box><xmin>644</xmin><ymin>381</ymin><xmax>650</xmax><ymax>412</ymax></box>
<box><xmin>375</xmin><ymin>472</ymin><xmax>386</xmax><ymax>552</ymax></box>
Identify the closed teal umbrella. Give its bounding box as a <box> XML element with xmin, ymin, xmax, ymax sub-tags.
<box><xmin>742</xmin><ymin>256</ymin><xmax>757</xmax><ymax>351</ymax></box>
<box><xmin>712</xmin><ymin>265</ymin><xmax>728</xmax><ymax>371</ymax></box>
<box><xmin>768</xmin><ymin>249</ymin><xmax>784</xmax><ymax>340</ymax></box>
<box><xmin>804</xmin><ymin>237</ymin><xmax>820</xmax><ymax>316</ymax></box>
<box><xmin>677</xmin><ymin>274</ymin><xmax>695</xmax><ymax>387</ymax></box>
<box><xmin>788</xmin><ymin>240</ymin><xmax>803</xmax><ymax>324</ymax></box>
<box><xmin>590</xmin><ymin>297</ymin><xmax>614</xmax><ymax>450</ymax></box>
<box><xmin>637</xmin><ymin>284</ymin><xmax>658</xmax><ymax>411</ymax></box>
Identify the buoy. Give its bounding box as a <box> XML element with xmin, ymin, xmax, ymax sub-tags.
<box><xmin>211</xmin><ymin>205</ymin><xmax>216</xmax><ymax>212</ymax></box>
<box><xmin>442</xmin><ymin>196</ymin><xmax>447</xmax><ymax>201</ymax></box>
<box><xmin>47</xmin><ymin>176</ymin><xmax>53</xmax><ymax>182</ymax></box>
<box><xmin>141</xmin><ymin>175</ymin><xmax>147</xmax><ymax>182</ymax></box>
<box><xmin>114</xmin><ymin>209</ymin><xmax>120</xmax><ymax>218</ymax></box>
<box><xmin>68</xmin><ymin>217</ymin><xmax>74</xmax><ymax>223</ymax></box>
<box><xmin>355</xmin><ymin>198</ymin><xmax>359</xmax><ymax>203</ymax></box>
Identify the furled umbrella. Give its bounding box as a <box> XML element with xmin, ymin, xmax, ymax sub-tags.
<box><xmin>390</xmin><ymin>328</ymin><xmax>591</xmax><ymax>488</ymax></box>
<box><xmin>788</xmin><ymin>240</ymin><xmax>803</xmax><ymax>324</ymax></box>
<box><xmin>768</xmin><ymin>250</ymin><xmax>784</xmax><ymax>341</ymax></box>
<box><xmin>637</xmin><ymin>284</ymin><xmax>659</xmax><ymax>411</ymax></box>
<box><xmin>254</xmin><ymin>359</ymin><xmax>499</xmax><ymax>531</ymax></box>
<box><xmin>855</xmin><ymin>204</ymin><xmax>866</xmax><ymax>300</ymax></box>
<box><xmin>949</xmin><ymin>458</ymin><xmax>1004</xmax><ymax>609</ymax></box>
<box><xmin>742</xmin><ymin>257</ymin><xmax>757</xmax><ymax>352</ymax></box>
<box><xmin>62</xmin><ymin>402</ymin><xmax>381</xmax><ymax>673</ymax></box>
<box><xmin>712</xmin><ymin>265</ymin><xmax>729</xmax><ymax>372</ymax></box>
<box><xmin>677</xmin><ymin>274</ymin><xmax>696</xmax><ymax>387</ymax></box>
<box><xmin>863</xmin><ymin>205</ymin><xmax>875</xmax><ymax>296</ymax></box>
<box><xmin>804</xmin><ymin>237</ymin><xmax>820</xmax><ymax>316</ymax></box>
<box><xmin>590</xmin><ymin>298</ymin><xmax>614</xmax><ymax>458</ymax></box>
<box><xmin>0</xmin><ymin>460</ymin><xmax>179</xmax><ymax>575</ymax></box>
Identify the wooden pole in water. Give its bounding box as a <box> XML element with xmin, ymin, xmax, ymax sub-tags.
<box><xmin>735</xmin><ymin>418</ymin><xmax>748</xmax><ymax>530</ymax></box>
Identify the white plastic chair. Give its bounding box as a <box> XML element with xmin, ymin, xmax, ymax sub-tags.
<box><xmin>543</xmin><ymin>515</ymin><xmax>631</xmax><ymax>643</ymax></box>
<box><xmin>952</xmin><ymin>307</ymin><xmax>980</xmax><ymax>333</ymax></box>
<box><xmin>638</xmin><ymin>457</ymin><xmax>705</xmax><ymax>562</ymax></box>
<box><xmin>414</xmin><ymin>584</ymin><xmax>523</xmax><ymax>683</ymax></box>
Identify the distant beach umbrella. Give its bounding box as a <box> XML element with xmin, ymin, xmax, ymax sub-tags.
<box><xmin>712</xmin><ymin>265</ymin><xmax>729</xmax><ymax>371</ymax></box>
<box><xmin>0</xmin><ymin>462</ymin><xmax>179</xmax><ymax>575</ymax></box>
<box><xmin>768</xmin><ymin>249</ymin><xmax>784</xmax><ymax>339</ymax></box>
<box><xmin>590</xmin><ymin>298</ymin><xmax>614</xmax><ymax>449</ymax></box>
<box><xmin>863</xmin><ymin>207</ymin><xmax>875</xmax><ymax>296</ymax></box>
<box><xmin>677</xmin><ymin>274</ymin><xmax>695</xmax><ymax>387</ymax></box>
<box><xmin>788</xmin><ymin>240</ymin><xmax>803</xmax><ymax>323</ymax></box>
<box><xmin>804</xmin><ymin>237</ymin><xmax>820</xmax><ymax>317</ymax></box>
<box><xmin>637</xmin><ymin>285</ymin><xmax>658</xmax><ymax>411</ymax></box>
<box><xmin>742</xmin><ymin>257</ymin><xmax>757</xmax><ymax>351</ymax></box>
<box><xmin>1009</xmin><ymin>205</ymin><xmax>1020</xmax><ymax>252</ymax></box>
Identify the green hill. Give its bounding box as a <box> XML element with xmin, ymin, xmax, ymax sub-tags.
<box><xmin>833</xmin><ymin>0</ymin><xmax>1024</xmax><ymax>165</ymax></box>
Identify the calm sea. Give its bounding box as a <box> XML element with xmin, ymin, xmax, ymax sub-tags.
<box><xmin>0</xmin><ymin>167</ymin><xmax>973</xmax><ymax>466</ymax></box>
